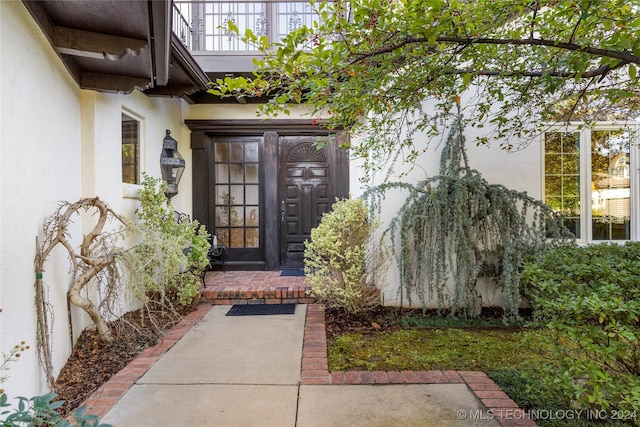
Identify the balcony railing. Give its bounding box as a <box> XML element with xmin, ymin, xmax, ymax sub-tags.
<box><xmin>173</xmin><ymin>1</ymin><xmax>322</xmax><ymax>52</ymax></box>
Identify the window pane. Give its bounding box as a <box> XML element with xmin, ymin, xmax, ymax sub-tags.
<box><xmin>215</xmin><ymin>207</ymin><xmax>229</xmax><ymax>226</ymax></box>
<box><xmin>215</xmin><ymin>228</ymin><xmax>229</xmax><ymax>246</ymax></box>
<box><xmin>122</xmin><ymin>113</ymin><xmax>139</xmax><ymax>184</ymax></box>
<box><xmin>230</xmin><ymin>164</ymin><xmax>244</xmax><ymax>183</ymax></box>
<box><xmin>216</xmin><ymin>185</ymin><xmax>230</xmax><ymax>204</ymax></box>
<box><xmin>215</xmin><ymin>142</ymin><xmax>229</xmax><ymax>162</ymax></box>
<box><xmin>591</xmin><ymin>130</ymin><xmax>631</xmax><ymax>240</ymax></box>
<box><xmin>246</xmin><ymin>228</ymin><xmax>259</xmax><ymax>248</ymax></box>
<box><xmin>216</xmin><ymin>164</ymin><xmax>229</xmax><ymax>183</ymax></box>
<box><xmin>246</xmin><ymin>207</ymin><xmax>259</xmax><ymax>226</ymax></box>
<box><xmin>245</xmin><ymin>164</ymin><xmax>259</xmax><ymax>183</ymax></box>
<box><xmin>544</xmin><ymin>132</ymin><xmax>581</xmax><ymax>238</ymax></box>
<box><xmin>245</xmin><ymin>142</ymin><xmax>259</xmax><ymax>162</ymax></box>
<box><xmin>230</xmin><ymin>185</ymin><xmax>244</xmax><ymax>205</ymax></box>
<box><xmin>230</xmin><ymin>228</ymin><xmax>244</xmax><ymax>247</ymax></box>
<box><xmin>230</xmin><ymin>142</ymin><xmax>243</xmax><ymax>162</ymax></box>
<box><xmin>246</xmin><ymin>185</ymin><xmax>259</xmax><ymax>205</ymax></box>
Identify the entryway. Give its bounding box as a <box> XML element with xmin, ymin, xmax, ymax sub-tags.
<box><xmin>188</xmin><ymin>120</ymin><xmax>349</xmax><ymax>271</ymax></box>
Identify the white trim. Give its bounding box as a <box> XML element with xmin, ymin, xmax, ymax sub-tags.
<box><xmin>543</xmin><ymin>122</ymin><xmax>640</xmax><ymax>243</ymax></box>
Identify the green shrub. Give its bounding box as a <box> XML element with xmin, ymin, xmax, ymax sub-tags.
<box><xmin>123</xmin><ymin>175</ymin><xmax>210</xmax><ymax>308</ymax></box>
<box><xmin>0</xmin><ymin>392</ymin><xmax>110</xmax><ymax>427</ymax></box>
<box><xmin>522</xmin><ymin>242</ymin><xmax>640</xmax><ymax>414</ymax></box>
<box><xmin>304</xmin><ymin>198</ymin><xmax>383</xmax><ymax>314</ymax></box>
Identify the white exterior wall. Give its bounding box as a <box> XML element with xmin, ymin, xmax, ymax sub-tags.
<box><xmin>0</xmin><ymin>1</ymin><xmax>190</xmax><ymax>399</ymax></box>
<box><xmin>1</xmin><ymin>1</ymin><xmax>83</xmax><ymax>398</ymax></box>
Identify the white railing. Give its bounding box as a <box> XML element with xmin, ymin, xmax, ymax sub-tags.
<box><xmin>173</xmin><ymin>1</ymin><xmax>322</xmax><ymax>52</ymax></box>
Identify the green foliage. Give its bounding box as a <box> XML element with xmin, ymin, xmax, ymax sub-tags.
<box><xmin>488</xmin><ymin>370</ymin><xmax>634</xmax><ymax>427</ymax></box>
<box><xmin>0</xmin><ymin>393</ymin><xmax>110</xmax><ymax>427</ymax></box>
<box><xmin>366</xmin><ymin>114</ymin><xmax>573</xmax><ymax>321</ymax></box>
<box><xmin>522</xmin><ymin>242</ymin><xmax>640</xmax><ymax>414</ymax></box>
<box><xmin>213</xmin><ymin>0</ymin><xmax>640</xmax><ymax>175</ymax></box>
<box><xmin>123</xmin><ymin>175</ymin><xmax>210</xmax><ymax>308</ymax></box>
<box><xmin>304</xmin><ymin>198</ymin><xmax>382</xmax><ymax>314</ymax></box>
<box><xmin>0</xmin><ymin>339</ymin><xmax>107</xmax><ymax>427</ymax></box>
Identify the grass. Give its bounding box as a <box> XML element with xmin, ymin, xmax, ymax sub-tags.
<box><xmin>327</xmin><ymin>321</ymin><xmax>636</xmax><ymax>426</ymax></box>
<box><xmin>328</xmin><ymin>327</ymin><xmax>546</xmax><ymax>371</ymax></box>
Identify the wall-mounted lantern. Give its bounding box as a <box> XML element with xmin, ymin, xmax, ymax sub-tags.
<box><xmin>160</xmin><ymin>129</ymin><xmax>185</xmax><ymax>199</ymax></box>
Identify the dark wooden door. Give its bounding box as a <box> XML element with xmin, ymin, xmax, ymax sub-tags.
<box><xmin>279</xmin><ymin>137</ymin><xmax>336</xmax><ymax>268</ymax></box>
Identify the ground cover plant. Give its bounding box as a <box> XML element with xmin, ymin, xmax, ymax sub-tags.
<box><xmin>522</xmin><ymin>242</ymin><xmax>640</xmax><ymax>417</ymax></box>
<box><xmin>325</xmin><ymin>306</ymin><xmax>637</xmax><ymax>426</ymax></box>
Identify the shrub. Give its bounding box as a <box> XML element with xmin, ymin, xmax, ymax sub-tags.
<box><xmin>123</xmin><ymin>175</ymin><xmax>210</xmax><ymax>308</ymax></box>
<box><xmin>522</xmin><ymin>242</ymin><xmax>640</xmax><ymax>414</ymax></box>
<box><xmin>304</xmin><ymin>198</ymin><xmax>383</xmax><ymax>314</ymax></box>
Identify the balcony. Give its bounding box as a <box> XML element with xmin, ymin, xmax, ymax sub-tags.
<box><xmin>173</xmin><ymin>1</ymin><xmax>322</xmax><ymax>75</ymax></box>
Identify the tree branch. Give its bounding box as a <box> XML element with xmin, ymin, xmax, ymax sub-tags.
<box><xmin>351</xmin><ymin>35</ymin><xmax>640</xmax><ymax>67</ymax></box>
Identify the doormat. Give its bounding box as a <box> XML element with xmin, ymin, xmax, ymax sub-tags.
<box><xmin>280</xmin><ymin>269</ymin><xmax>305</xmax><ymax>276</ymax></box>
<box><xmin>226</xmin><ymin>303</ymin><xmax>297</xmax><ymax>316</ymax></box>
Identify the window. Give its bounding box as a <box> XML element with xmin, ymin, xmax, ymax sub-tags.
<box><xmin>543</xmin><ymin>126</ymin><xmax>636</xmax><ymax>242</ymax></box>
<box><xmin>122</xmin><ymin>113</ymin><xmax>140</xmax><ymax>185</ymax></box>
<box><xmin>214</xmin><ymin>137</ymin><xmax>261</xmax><ymax>248</ymax></box>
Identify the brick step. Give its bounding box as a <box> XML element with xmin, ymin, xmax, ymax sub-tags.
<box><xmin>200</xmin><ymin>270</ymin><xmax>314</xmax><ymax>305</ymax></box>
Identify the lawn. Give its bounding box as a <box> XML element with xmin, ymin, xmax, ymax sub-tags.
<box><xmin>328</xmin><ymin>327</ymin><xmax>546</xmax><ymax>371</ymax></box>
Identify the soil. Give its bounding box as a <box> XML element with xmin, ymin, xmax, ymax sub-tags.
<box><xmin>54</xmin><ymin>302</ymin><xmax>197</xmax><ymax>417</ymax></box>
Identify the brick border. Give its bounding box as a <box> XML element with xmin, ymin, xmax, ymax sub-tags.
<box><xmin>76</xmin><ymin>305</ymin><xmax>212</xmax><ymax>419</ymax></box>
<box><xmin>301</xmin><ymin>304</ymin><xmax>537</xmax><ymax>427</ymax></box>
<box><xmin>201</xmin><ymin>284</ymin><xmax>314</xmax><ymax>305</ymax></box>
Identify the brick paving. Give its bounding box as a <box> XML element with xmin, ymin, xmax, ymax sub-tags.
<box><xmin>201</xmin><ymin>270</ymin><xmax>313</xmax><ymax>305</ymax></box>
<box><xmin>76</xmin><ymin>271</ymin><xmax>535</xmax><ymax>426</ymax></box>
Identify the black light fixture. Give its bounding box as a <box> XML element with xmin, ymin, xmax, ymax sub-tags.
<box><xmin>160</xmin><ymin>129</ymin><xmax>185</xmax><ymax>199</ymax></box>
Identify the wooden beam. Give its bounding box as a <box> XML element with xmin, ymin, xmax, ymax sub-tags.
<box><xmin>80</xmin><ymin>72</ymin><xmax>151</xmax><ymax>93</ymax></box>
<box><xmin>54</xmin><ymin>26</ymin><xmax>147</xmax><ymax>60</ymax></box>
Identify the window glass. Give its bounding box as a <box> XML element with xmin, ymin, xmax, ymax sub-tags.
<box><xmin>214</xmin><ymin>137</ymin><xmax>261</xmax><ymax>248</ymax></box>
<box><xmin>591</xmin><ymin>130</ymin><xmax>630</xmax><ymax>240</ymax></box>
<box><xmin>544</xmin><ymin>132</ymin><xmax>581</xmax><ymax>238</ymax></box>
<box><xmin>121</xmin><ymin>113</ymin><xmax>140</xmax><ymax>184</ymax></box>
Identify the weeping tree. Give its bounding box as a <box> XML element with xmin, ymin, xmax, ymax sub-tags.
<box><xmin>366</xmin><ymin>113</ymin><xmax>574</xmax><ymax>321</ymax></box>
<box><xmin>34</xmin><ymin>198</ymin><xmax>125</xmax><ymax>386</ymax></box>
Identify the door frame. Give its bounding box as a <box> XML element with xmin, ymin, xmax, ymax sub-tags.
<box><xmin>187</xmin><ymin>119</ymin><xmax>349</xmax><ymax>270</ymax></box>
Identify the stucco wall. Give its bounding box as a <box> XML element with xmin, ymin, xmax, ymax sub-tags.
<box><xmin>0</xmin><ymin>1</ymin><xmax>190</xmax><ymax>399</ymax></box>
<box><xmin>1</xmin><ymin>0</ymin><xmax>84</xmax><ymax>398</ymax></box>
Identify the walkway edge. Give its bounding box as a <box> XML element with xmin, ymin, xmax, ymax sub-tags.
<box><xmin>76</xmin><ymin>305</ymin><xmax>212</xmax><ymax>420</ymax></box>
<box><xmin>301</xmin><ymin>304</ymin><xmax>537</xmax><ymax>427</ymax></box>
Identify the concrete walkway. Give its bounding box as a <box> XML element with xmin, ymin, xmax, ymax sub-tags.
<box><xmin>95</xmin><ymin>305</ymin><xmax>532</xmax><ymax>427</ymax></box>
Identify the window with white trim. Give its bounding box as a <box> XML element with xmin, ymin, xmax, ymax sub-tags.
<box><xmin>543</xmin><ymin>125</ymin><xmax>637</xmax><ymax>242</ymax></box>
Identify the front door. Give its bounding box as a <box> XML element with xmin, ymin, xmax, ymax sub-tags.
<box><xmin>279</xmin><ymin>136</ymin><xmax>336</xmax><ymax>268</ymax></box>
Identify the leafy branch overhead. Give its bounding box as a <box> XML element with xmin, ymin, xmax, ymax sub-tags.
<box><xmin>212</xmin><ymin>0</ymin><xmax>640</xmax><ymax>169</ymax></box>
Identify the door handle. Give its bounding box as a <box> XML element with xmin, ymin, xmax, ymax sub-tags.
<box><xmin>281</xmin><ymin>201</ymin><xmax>286</xmax><ymax>224</ymax></box>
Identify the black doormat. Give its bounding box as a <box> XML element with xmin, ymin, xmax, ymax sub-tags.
<box><xmin>280</xmin><ymin>269</ymin><xmax>305</xmax><ymax>276</ymax></box>
<box><xmin>226</xmin><ymin>303</ymin><xmax>297</xmax><ymax>316</ymax></box>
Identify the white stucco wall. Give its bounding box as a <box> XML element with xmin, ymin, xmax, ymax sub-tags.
<box><xmin>0</xmin><ymin>1</ymin><xmax>191</xmax><ymax>400</ymax></box>
<box><xmin>1</xmin><ymin>0</ymin><xmax>83</xmax><ymax>398</ymax></box>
